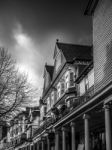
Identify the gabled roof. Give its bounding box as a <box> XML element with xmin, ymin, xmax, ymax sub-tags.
<box><xmin>56</xmin><ymin>42</ymin><xmax>92</xmax><ymax>62</ymax></box>
<box><xmin>45</xmin><ymin>65</ymin><xmax>54</xmax><ymax>80</ymax></box>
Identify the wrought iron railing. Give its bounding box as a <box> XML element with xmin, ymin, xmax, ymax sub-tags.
<box><xmin>34</xmin><ymin>86</ymin><xmax>94</xmax><ymax>137</ymax></box>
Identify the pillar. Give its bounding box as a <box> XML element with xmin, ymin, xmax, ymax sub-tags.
<box><xmin>104</xmin><ymin>104</ymin><xmax>112</xmax><ymax>150</ymax></box>
<box><xmin>62</xmin><ymin>127</ymin><xmax>66</xmax><ymax>150</ymax></box>
<box><xmin>33</xmin><ymin>144</ymin><xmax>34</xmax><ymax>150</ymax></box>
<box><xmin>70</xmin><ymin>122</ymin><xmax>76</xmax><ymax>150</ymax></box>
<box><xmin>83</xmin><ymin>114</ymin><xmax>90</xmax><ymax>150</ymax></box>
<box><xmin>42</xmin><ymin>141</ymin><xmax>44</xmax><ymax>150</ymax></box>
<box><xmin>55</xmin><ymin>130</ymin><xmax>59</xmax><ymax>150</ymax></box>
<box><xmin>47</xmin><ymin>136</ymin><xmax>50</xmax><ymax>150</ymax></box>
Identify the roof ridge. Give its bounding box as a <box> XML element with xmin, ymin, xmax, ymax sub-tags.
<box><xmin>57</xmin><ymin>41</ymin><xmax>92</xmax><ymax>47</ymax></box>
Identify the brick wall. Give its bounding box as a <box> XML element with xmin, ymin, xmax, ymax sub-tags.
<box><xmin>93</xmin><ymin>0</ymin><xmax>112</xmax><ymax>92</ymax></box>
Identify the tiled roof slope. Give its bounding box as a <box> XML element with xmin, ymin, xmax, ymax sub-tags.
<box><xmin>45</xmin><ymin>65</ymin><xmax>54</xmax><ymax>80</ymax></box>
<box><xmin>56</xmin><ymin>42</ymin><xmax>93</xmax><ymax>62</ymax></box>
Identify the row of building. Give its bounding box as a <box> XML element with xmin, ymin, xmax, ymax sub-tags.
<box><xmin>1</xmin><ymin>0</ymin><xmax>112</xmax><ymax>150</ymax></box>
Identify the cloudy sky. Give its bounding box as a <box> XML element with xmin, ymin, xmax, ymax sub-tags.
<box><xmin>0</xmin><ymin>0</ymin><xmax>92</xmax><ymax>103</ymax></box>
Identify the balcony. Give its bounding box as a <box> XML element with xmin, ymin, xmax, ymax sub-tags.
<box><xmin>33</xmin><ymin>86</ymin><xmax>94</xmax><ymax>138</ymax></box>
<box><xmin>33</xmin><ymin>117</ymin><xmax>55</xmax><ymax>137</ymax></box>
<box><xmin>51</xmin><ymin>86</ymin><xmax>94</xmax><ymax>121</ymax></box>
<box><xmin>54</xmin><ymin>86</ymin><xmax>77</xmax><ymax>107</ymax></box>
<box><xmin>78</xmin><ymin>85</ymin><xmax>94</xmax><ymax>104</ymax></box>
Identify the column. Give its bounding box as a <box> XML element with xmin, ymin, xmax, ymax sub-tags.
<box><xmin>104</xmin><ymin>104</ymin><xmax>112</xmax><ymax>150</ymax></box>
<box><xmin>33</xmin><ymin>144</ymin><xmax>35</xmax><ymax>150</ymax></box>
<box><xmin>83</xmin><ymin>114</ymin><xmax>90</xmax><ymax>150</ymax></box>
<box><xmin>47</xmin><ymin>135</ymin><xmax>50</xmax><ymax>150</ymax></box>
<box><xmin>29</xmin><ymin>144</ymin><xmax>31</xmax><ymax>150</ymax></box>
<box><xmin>62</xmin><ymin>127</ymin><xmax>66</xmax><ymax>150</ymax></box>
<box><xmin>55</xmin><ymin>130</ymin><xmax>59</xmax><ymax>150</ymax></box>
<box><xmin>70</xmin><ymin>122</ymin><xmax>76</xmax><ymax>150</ymax></box>
<box><xmin>42</xmin><ymin>141</ymin><xmax>44</xmax><ymax>150</ymax></box>
<box><xmin>37</xmin><ymin>142</ymin><xmax>39</xmax><ymax>150</ymax></box>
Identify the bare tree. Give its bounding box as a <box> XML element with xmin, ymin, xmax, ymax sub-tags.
<box><xmin>0</xmin><ymin>48</ymin><xmax>38</xmax><ymax>121</ymax></box>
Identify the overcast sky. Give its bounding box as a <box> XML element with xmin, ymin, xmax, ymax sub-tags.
<box><xmin>0</xmin><ymin>0</ymin><xmax>92</xmax><ymax>102</ymax></box>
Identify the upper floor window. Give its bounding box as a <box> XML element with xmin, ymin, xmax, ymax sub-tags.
<box><xmin>61</xmin><ymin>82</ymin><xmax>65</xmax><ymax>95</ymax></box>
<box><xmin>65</xmin><ymin>69</ymin><xmax>75</xmax><ymax>90</ymax></box>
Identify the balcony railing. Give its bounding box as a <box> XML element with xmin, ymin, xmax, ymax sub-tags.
<box><xmin>78</xmin><ymin>85</ymin><xmax>94</xmax><ymax>104</ymax></box>
<box><xmin>52</xmin><ymin>86</ymin><xmax>94</xmax><ymax>121</ymax></box>
<box><xmin>33</xmin><ymin>117</ymin><xmax>55</xmax><ymax>136</ymax></box>
<box><xmin>34</xmin><ymin>86</ymin><xmax>94</xmax><ymax>137</ymax></box>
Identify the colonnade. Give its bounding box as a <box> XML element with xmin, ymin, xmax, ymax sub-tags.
<box><xmin>30</xmin><ymin>103</ymin><xmax>112</xmax><ymax>150</ymax></box>
<box><xmin>55</xmin><ymin>104</ymin><xmax>112</xmax><ymax>150</ymax></box>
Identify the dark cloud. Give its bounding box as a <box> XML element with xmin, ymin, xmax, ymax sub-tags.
<box><xmin>0</xmin><ymin>0</ymin><xmax>92</xmax><ymax>43</ymax></box>
<box><xmin>0</xmin><ymin>0</ymin><xmax>92</xmax><ymax>98</ymax></box>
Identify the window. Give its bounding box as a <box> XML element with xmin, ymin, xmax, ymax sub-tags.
<box><xmin>61</xmin><ymin>82</ymin><xmax>65</xmax><ymax>95</ymax></box>
<box><xmin>69</xmin><ymin>72</ymin><xmax>74</xmax><ymax>87</ymax></box>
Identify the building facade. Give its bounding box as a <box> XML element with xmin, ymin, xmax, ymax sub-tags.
<box><xmin>0</xmin><ymin>107</ymin><xmax>40</xmax><ymax>150</ymax></box>
<box><xmin>32</xmin><ymin>0</ymin><xmax>112</xmax><ymax>150</ymax></box>
<box><xmin>1</xmin><ymin>0</ymin><xmax>112</xmax><ymax>150</ymax></box>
